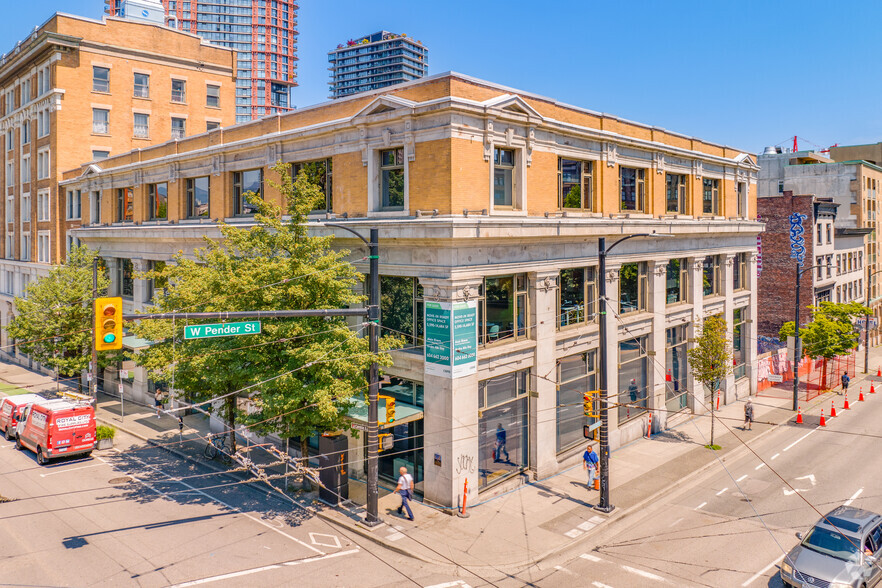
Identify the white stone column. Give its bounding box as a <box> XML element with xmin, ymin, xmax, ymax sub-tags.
<box><xmin>132</xmin><ymin>259</ymin><xmax>149</xmax><ymax>312</ymax></box>
<box><xmin>105</xmin><ymin>257</ymin><xmax>120</xmax><ymax>298</ymax></box>
<box><xmin>687</xmin><ymin>257</ymin><xmax>706</xmax><ymax>414</ymax></box>
<box><xmin>419</xmin><ymin>277</ymin><xmax>482</xmax><ymax>509</ymax></box>
<box><xmin>530</xmin><ymin>270</ymin><xmax>559</xmax><ymax>478</ymax></box>
<box><xmin>603</xmin><ymin>264</ymin><xmax>622</xmax><ymax>447</ymax></box>
<box><xmin>722</xmin><ymin>253</ymin><xmax>736</xmax><ymax>405</ymax></box>
<box><xmin>747</xmin><ymin>253</ymin><xmax>759</xmax><ymax>397</ymax></box>
<box><xmin>649</xmin><ymin>261</ymin><xmax>668</xmax><ymax>431</ymax></box>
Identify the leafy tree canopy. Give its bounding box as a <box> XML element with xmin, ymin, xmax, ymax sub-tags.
<box><xmin>687</xmin><ymin>315</ymin><xmax>733</xmax><ymax>391</ymax></box>
<box><xmin>779</xmin><ymin>301</ymin><xmax>868</xmax><ymax>359</ymax></box>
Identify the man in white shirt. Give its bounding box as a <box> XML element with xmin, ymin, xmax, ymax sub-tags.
<box><xmin>395</xmin><ymin>466</ymin><xmax>414</xmax><ymax>520</ymax></box>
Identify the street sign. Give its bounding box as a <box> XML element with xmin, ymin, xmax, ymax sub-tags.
<box><xmin>184</xmin><ymin>321</ymin><xmax>261</xmax><ymax>340</ymax></box>
<box><xmin>767</xmin><ymin>374</ymin><xmax>784</xmax><ymax>383</ymax></box>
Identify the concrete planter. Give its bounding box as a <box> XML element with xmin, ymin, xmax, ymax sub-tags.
<box><xmin>97</xmin><ymin>438</ymin><xmax>113</xmax><ymax>450</ymax></box>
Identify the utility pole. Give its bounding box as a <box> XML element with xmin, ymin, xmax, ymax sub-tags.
<box><xmin>91</xmin><ymin>258</ymin><xmax>99</xmax><ymax>403</ymax></box>
<box><xmin>365</xmin><ymin>227</ymin><xmax>381</xmax><ymax>526</ymax></box>
<box><xmin>792</xmin><ymin>262</ymin><xmax>802</xmax><ymax>411</ymax></box>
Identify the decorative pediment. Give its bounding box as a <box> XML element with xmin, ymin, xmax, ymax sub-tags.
<box><xmin>351</xmin><ymin>95</ymin><xmax>418</xmax><ymax>121</ymax></box>
<box><xmin>77</xmin><ymin>163</ymin><xmax>103</xmax><ymax>179</ymax></box>
<box><xmin>734</xmin><ymin>152</ymin><xmax>757</xmax><ymax>167</ymax></box>
<box><xmin>482</xmin><ymin>94</ymin><xmax>544</xmax><ymax>121</ymax></box>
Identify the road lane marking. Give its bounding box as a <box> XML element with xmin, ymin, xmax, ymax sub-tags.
<box><xmin>580</xmin><ymin>553</ymin><xmax>603</xmax><ymax>563</ymax></box>
<box><xmin>755</xmin><ymin>463</ymin><xmax>766</xmax><ymax>470</ymax></box>
<box><xmin>667</xmin><ymin>517</ymin><xmax>683</xmax><ymax>528</ymax></box>
<box><xmin>170</xmin><ymin>548</ymin><xmax>359</xmax><ymax>587</ymax></box>
<box><xmin>425</xmin><ymin>583</ymin><xmax>472</xmax><ymax>588</ymax></box>
<box><xmin>40</xmin><ymin>462</ymin><xmax>108</xmax><ymax>477</ymax></box>
<box><xmin>783</xmin><ymin>428</ymin><xmax>817</xmax><ymax>452</ymax></box>
<box><xmin>695</xmin><ymin>502</ymin><xmax>707</xmax><ymax>510</ymax></box>
<box><xmin>741</xmin><ymin>554</ymin><xmax>784</xmax><ymax>586</ymax></box>
<box><xmin>621</xmin><ymin>566</ymin><xmax>666</xmax><ymax>582</ymax></box>
<box><xmin>716</xmin><ymin>487</ymin><xmax>728</xmax><ymax>496</ymax></box>
<box><xmin>844</xmin><ymin>488</ymin><xmax>864</xmax><ymax>506</ymax></box>
<box><xmin>736</xmin><ymin>475</ymin><xmax>748</xmax><ymax>483</ymax></box>
<box><xmin>592</xmin><ymin>583</ymin><xmax>613</xmax><ymax>588</ymax></box>
<box><xmin>770</xmin><ymin>453</ymin><xmax>780</xmax><ymax>460</ymax></box>
<box><xmin>795</xmin><ymin>474</ymin><xmax>816</xmax><ymax>486</ymax></box>
<box><xmin>123</xmin><ymin>452</ymin><xmax>324</xmax><ymax>556</ymax></box>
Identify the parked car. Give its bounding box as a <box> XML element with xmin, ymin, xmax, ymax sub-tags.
<box><xmin>14</xmin><ymin>398</ymin><xmax>96</xmax><ymax>465</ymax></box>
<box><xmin>781</xmin><ymin>505</ymin><xmax>882</xmax><ymax>588</ymax></box>
<box><xmin>0</xmin><ymin>394</ymin><xmax>45</xmax><ymax>440</ymax></box>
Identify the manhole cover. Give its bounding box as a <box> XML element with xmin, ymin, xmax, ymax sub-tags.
<box><xmin>108</xmin><ymin>477</ymin><xmax>133</xmax><ymax>485</ymax></box>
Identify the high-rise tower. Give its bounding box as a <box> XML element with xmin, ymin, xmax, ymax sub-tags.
<box><xmin>327</xmin><ymin>31</ymin><xmax>428</xmax><ymax>99</ymax></box>
<box><xmin>106</xmin><ymin>0</ymin><xmax>298</xmax><ymax>122</ymax></box>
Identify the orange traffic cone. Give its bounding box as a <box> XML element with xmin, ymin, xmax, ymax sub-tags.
<box><xmin>796</xmin><ymin>407</ymin><xmax>803</xmax><ymax>424</ymax></box>
<box><xmin>820</xmin><ymin>409</ymin><xmax>826</xmax><ymax>427</ymax></box>
<box><xmin>844</xmin><ymin>392</ymin><xmax>851</xmax><ymax>410</ymax></box>
<box><xmin>593</xmin><ymin>476</ymin><xmax>600</xmax><ymax>491</ymax></box>
<box><xmin>877</xmin><ymin>366</ymin><xmax>881</xmax><ymax>377</ymax></box>
<box><xmin>872</xmin><ymin>384</ymin><xmax>876</xmax><ymax>394</ymax></box>
<box><xmin>860</xmin><ymin>388</ymin><xmax>866</xmax><ymax>402</ymax></box>
<box><xmin>831</xmin><ymin>399</ymin><xmax>837</xmax><ymax>418</ymax></box>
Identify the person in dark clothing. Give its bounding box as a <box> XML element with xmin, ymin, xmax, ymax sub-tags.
<box><xmin>841</xmin><ymin>372</ymin><xmax>850</xmax><ymax>394</ymax></box>
<box><xmin>744</xmin><ymin>398</ymin><xmax>754</xmax><ymax>431</ymax></box>
<box><xmin>494</xmin><ymin>424</ymin><xmax>509</xmax><ymax>462</ymax></box>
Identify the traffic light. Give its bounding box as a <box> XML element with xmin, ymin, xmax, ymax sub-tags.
<box><xmin>380</xmin><ymin>394</ymin><xmax>396</xmax><ymax>424</ymax></box>
<box><xmin>583</xmin><ymin>390</ymin><xmax>600</xmax><ymax>418</ymax></box>
<box><xmin>94</xmin><ymin>297</ymin><xmax>123</xmax><ymax>351</ymax></box>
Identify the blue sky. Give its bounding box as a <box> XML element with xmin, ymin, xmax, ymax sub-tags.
<box><xmin>5</xmin><ymin>1</ymin><xmax>880</xmax><ymax>153</ymax></box>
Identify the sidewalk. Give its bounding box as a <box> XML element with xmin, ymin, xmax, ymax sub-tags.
<box><xmin>3</xmin><ymin>356</ymin><xmax>882</xmax><ymax>570</ymax></box>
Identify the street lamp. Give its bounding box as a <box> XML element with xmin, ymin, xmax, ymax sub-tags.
<box><xmin>863</xmin><ymin>270</ymin><xmax>882</xmax><ymax>374</ymax></box>
<box><xmin>596</xmin><ymin>232</ymin><xmax>672</xmax><ymax>514</ymax></box>
<box><xmin>324</xmin><ymin>223</ymin><xmax>382</xmax><ymax>526</ymax></box>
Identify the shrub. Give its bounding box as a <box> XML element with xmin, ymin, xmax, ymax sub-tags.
<box><xmin>96</xmin><ymin>425</ymin><xmax>116</xmax><ymax>440</ymax></box>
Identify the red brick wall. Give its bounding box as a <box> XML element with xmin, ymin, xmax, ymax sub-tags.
<box><xmin>757</xmin><ymin>192</ymin><xmax>815</xmax><ymax>338</ymax></box>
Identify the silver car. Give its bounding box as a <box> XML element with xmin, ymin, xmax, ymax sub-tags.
<box><xmin>781</xmin><ymin>506</ymin><xmax>882</xmax><ymax>588</ymax></box>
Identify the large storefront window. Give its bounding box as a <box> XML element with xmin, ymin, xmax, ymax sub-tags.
<box><xmin>703</xmin><ymin>255</ymin><xmax>721</xmax><ymax>297</ymax></box>
<box><xmin>619</xmin><ymin>263</ymin><xmax>647</xmax><ymax>314</ymax></box>
<box><xmin>666</xmin><ymin>259</ymin><xmax>687</xmax><ymax>304</ymax></box>
<box><xmin>618</xmin><ymin>336</ymin><xmax>648</xmax><ymax>423</ymax></box>
<box><xmin>380</xmin><ymin>276</ymin><xmax>423</xmax><ymax>347</ymax></box>
<box><xmin>733</xmin><ymin>308</ymin><xmax>747</xmax><ymax>379</ymax></box>
<box><xmin>478</xmin><ymin>370</ymin><xmax>529</xmax><ymax>489</ymax></box>
<box><xmin>479</xmin><ymin>274</ymin><xmax>528</xmax><ymax>344</ymax></box>
<box><xmin>559</xmin><ymin>267</ymin><xmax>597</xmax><ymax>328</ymax></box>
<box><xmin>557</xmin><ymin>351</ymin><xmax>596</xmax><ymax>452</ymax></box>
<box><xmin>666</xmin><ymin>326</ymin><xmax>688</xmax><ymax>413</ymax></box>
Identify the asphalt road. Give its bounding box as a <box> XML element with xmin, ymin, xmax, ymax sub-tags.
<box><xmin>526</xmin><ymin>392</ymin><xmax>882</xmax><ymax>587</ymax></box>
<box><xmin>0</xmin><ymin>428</ymin><xmax>478</xmax><ymax>588</ymax></box>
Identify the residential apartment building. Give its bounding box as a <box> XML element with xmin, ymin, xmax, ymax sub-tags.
<box><xmin>756</xmin><ymin>191</ymin><xmax>868</xmax><ymax>338</ymax></box>
<box><xmin>61</xmin><ymin>72</ymin><xmax>760</xmax><ymax>508</ymax></box>
<box><xmin>758</xmin><ymin>148</ymin><xmax>882</xmax><ymax>343</ymax></box>
<box><xmin>106</xmin><ymin>0</ymin><xmax>299</xmax><ymax>122</ymax></box>
<box><xmin>0</xmin><ymin>13</ymin><xmax>235</xmax><ymax>359</ymax></box>
<box><xmin>328</xmin><ymin>31</ymin><xmax>427</xmax><ymax>99</ymax></box>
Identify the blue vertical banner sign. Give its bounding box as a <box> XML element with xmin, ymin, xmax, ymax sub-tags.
<box><xmin>424</xmin><ymin>301</ymin><xmax>477</xmax><ymax>378</ymax></box>
<box><xmin>788</xmin><ymin>212</ymin><xmax>807</xmax><ymax>267</ymax></box>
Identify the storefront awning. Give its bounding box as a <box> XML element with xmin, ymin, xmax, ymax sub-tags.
<box><xmin>346</xmin><ymin>398</ymin><xmax>423</xmax><ymax>431</ymax></box>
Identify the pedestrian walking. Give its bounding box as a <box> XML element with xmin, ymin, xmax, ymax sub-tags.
<box><xmin>841</xmin><ymin>371</ymin><xmax>850</xmax><ymax>394</ymax></box>
<box><xmin>583</xmin><ymin>444</ymin><xmax>599</xmax><ymax>489</ymax></box>
<box><xmin>154</xmin><ymin>389</ymin><xmax>164</xmax><ymax>419</ymax></box>
<box><xmin>743</xmin><ymin>398</ymin><xmax>754</xmax><ymax>431</ymax></box>
<box><xmin>395</xmin><ymin>466</ymin><xmax>415</xmax><ymax>520</ymax></box>
<box><xmin>494</xmin><ymin>423</ymin><xmax>509</xmax><ymax>463</ymax></box>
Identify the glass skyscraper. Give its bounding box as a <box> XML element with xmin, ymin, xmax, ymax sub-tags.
<box><xmin>106</xmin><ymin>0</ymin><xmax>298</xmax><ymax>123</ymax></box>
<box><xmin>328</xmin><ymin>31</ymin><xmax>428</xmax><ymax>99</ymax></box>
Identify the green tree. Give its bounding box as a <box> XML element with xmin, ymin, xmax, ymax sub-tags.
<box><xmin>687</xmin><ymin>315</ymin><xmax>732</xmax><ymax>448</ymax></box>
<box><xmin>779</xmin><ymin>301</ymin><xmax>868</xmax><ymax>389</ymax></box>
<box><xmin>132</xmin><ymin>162</ymin><xmax>399</xmax><ymax>457</ymax></box>
<box><xmin>7</xmin><ymin>246</ymin><xmax>111</xmax><ymax>393</ymax></box>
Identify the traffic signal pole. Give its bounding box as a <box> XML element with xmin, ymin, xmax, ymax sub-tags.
<box><xmin>91</xmin><ymin>258</ymin><xmax>99</xmax><ymax>402</ymax></box>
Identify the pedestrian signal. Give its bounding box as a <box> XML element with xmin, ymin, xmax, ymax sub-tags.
<box><xmin>94</xmin><ymin>297</ymin><xmax>123</xmax><ymax>351</ymax></box>
<box><xmin>379</xmin><ymin>433</ymin><xmax>394</xmax><ymax>451</ymax></box>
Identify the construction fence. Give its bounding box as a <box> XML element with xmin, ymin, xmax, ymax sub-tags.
<box><xmin>757</xmin><ymin>347</ymin><xmax>857</xmax><ymax>402</ymax></box>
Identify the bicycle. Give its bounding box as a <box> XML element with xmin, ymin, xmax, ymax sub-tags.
<box><xmin>203</xmin><ymin>434</ymin><xmax>228</xmax><ymax>462</ymax></box>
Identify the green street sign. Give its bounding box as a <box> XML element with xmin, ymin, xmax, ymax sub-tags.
<box><xmin>184</xmin><ymin>321</ymin><xmax>261</xmax><ymax>340</ymax></box>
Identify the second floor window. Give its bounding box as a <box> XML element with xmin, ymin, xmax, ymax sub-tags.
<box><xmin>702</xmin><ymin>178</ymin><xmax>719</xmax><ymax>215</ymax></box>
<box><xmin>134</xmin><ymin>113</ymin><xmax>149</xmax><ymax>138</ymax></box>
<box><xmin>667</xmin><ymin>258</ymin><xmax>687</xmax><ymax>304</ymax></box>
<box><xmin>737</xmin><ymin>182</ymin><xmax>746</xmax><ymax>217</ymax></box>
<box><xmin>233</xmin><ymin>169</ymin><xmax>262</xmax><ymax>215</ymax></box>
<box><xmin>493</xmin><ymin>148</ymin><xmax>515</xmax><ymax>207</ymax></box>
<box><xmin>186</xmin><ymin>176</ymin><xmax>210</xmax><ymax>218</ymax></box>
<box><xmin>559</xmin><ymin>266</ymin><xmax>597</xmax><ymax>328</ymax></box>
<box><xmin>734</xmin><ymin>252</ymin><xmax>748</xmax><ymax>291</ymax></box>
<box><xmin>117</xmin><ymin>187</ymin><xmax>134</xmax><ymax>222</ymax></box>
<box><xmin>171</xmin><ymin>79</ymin><xmax>186</xmax><ymax>103</ymax></box>
<box><xmin>292</xmin><ymin>159</ymin><xmax>332</xmax><ymax>212</ymax></box>
<box><xmin>171</xmin><ymin>117</ymin><xmax>186</xmax><ymax>140</ymax></box>
<box><xmin>92</xmin><ymin>66</ymin><xmax>110</xmax><ymax>92</ymax></box>
<box><xmin>666</xmin><ymin>173</ymin><xmax>687</xmax><ymax>214</ymax></box>
<box><xmin>37</xmin><ymin>192</ymin><xmax>50</xmax><ymax>221</ymax></box>
<box><xmin>559</xmin><ymin>159</ymin><xmax>593</xmax><ymax>210</ymax></box>
<box><xmin>703</xmin><ymin>255</ymin><xmax>721</xmax><ymax>296</ymax></box>
<box><xmin>620</xmin><ymin>167</ymin><xmax>645</xmax><ymax>212</ymax></box>
<box><xmin>92</xmin><ymin>109</ymin><xmax>109</xmax><ymax>135</ymax></box>
<box><xmin>133</xmin><ymin>73</ymin><xmax>150</xmax><ymax>98</ymax></box>
<box><xmin>619</xmin><ymin>262</ymin><xmax>647</xmax><ymax>314</ymax></box>
<box><xmin>148</xmin><ymin>183</ymin><xmax>168</xmax><ymax>220</ymax></box>
<box><xmin>67</xmin><ymin>190</ymin><xmax>81</xmax><ymax>220</ymax></box>
<box><xmin>380</xmin><ymin>148</ymin><xmax>404</xmax><ymax>210</ymax></box>
<box><xmin>206</xmin><ymin>85</ymin><xmax>220</xmax><ymax>108</ymax></box>
<box><xmin>480</xmin><ymin>274</ymin><xmax>528</xmax><ymax>344</ymax></box>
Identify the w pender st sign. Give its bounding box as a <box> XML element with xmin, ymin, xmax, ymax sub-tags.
<box><xmin>184</xmin><ymin>321</ymin><xmax>261</xmax><ymax>340</ymax></box>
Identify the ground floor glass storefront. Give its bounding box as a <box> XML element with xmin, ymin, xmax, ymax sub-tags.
<box><xmin>618</xmin><ymin>336</ymin><xmax>648</xmax><ymax>423</ymax></box>
<box><xmin>666</xmin><ymin>326</ymin><xmax>688</xmax><ymax>413</ymax></box>
<box><xmin>557</xmin><ymin>351</ymin><xmax>597</xmax><ymax>452</ymax></box>
<box><xmin>478</xmin><ymin>369</ymin><xmax>529</xmax><ymax>488</ymax></box>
